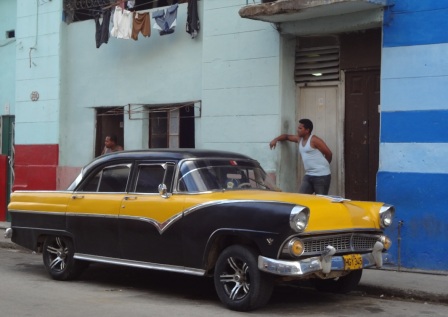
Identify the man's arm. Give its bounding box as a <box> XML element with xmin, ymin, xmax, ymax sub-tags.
<box><xmin>311</xmin><ymin>136</ymin><xmax>333</xmax><ymax>163</ymax></box>
<box><xmin>269</xmin><ymin>134</ymin><xmax>299</xmax><ymax>149</ymax></box>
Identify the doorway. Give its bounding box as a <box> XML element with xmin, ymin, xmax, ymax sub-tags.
<box><xmin>344</xmin><ymin>69</ymin><xmax>380</xmax><ymax>201</ymax></box>
<box><xmin>297</xmin><ymin>85</ymin><xmax>341</xmax><ymax>195</ymax></box>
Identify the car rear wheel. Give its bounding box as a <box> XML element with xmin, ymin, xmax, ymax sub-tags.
<box><xmin>42</xmin><ymin>235</ymin><xmax>88</xmax><ymax>281</ymax></box>
<box><xmin>214</xmin><ymin>245</ymin><xmax>273</xmax><ymax>311</ymax></box>
<box><xmin>314</xmin><ymin>269</ymin><xmax>363</xmax><ymax>293</ymax></box>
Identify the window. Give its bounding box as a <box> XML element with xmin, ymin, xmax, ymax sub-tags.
<box><xmin>135</xmin><ymin>164</ymin><xmax>166</xmax><ymax>193</ymax></box>
<box><xmin>6</xmin><ymin>30</ymin><xmax>15</xmax><ymax>39</ymax></box>
<box><xmin>295</xmin><ymin>36</ymin><xmax>340</xmax><ymax>83</ymax></box>
<box><xmin>148</xmin><ymin>105</ymin><xmax>195</xmax><ymax>148</ymax></box>
<box><xmin>80</xmin><ymin>164</ymin><xmax>131</xmax><ymax>192</ymax></box>
<box><xmin>149</xmin><ymin>112</ymin><xmax>168</xmax><ymax>148</ymax></box>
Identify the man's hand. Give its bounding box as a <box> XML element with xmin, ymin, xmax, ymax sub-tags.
<box><xmin>269</xmin><ymin>139</ymin><xmax>278</xmax><ymax>150</ymax></box>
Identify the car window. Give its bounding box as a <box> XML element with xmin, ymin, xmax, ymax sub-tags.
<box><xmin>79</xmin><ymin>164</ymin><xmax>131</xmax><ymax>193</ymax></box>
<box><xmin>135</xmin><ymin>164</ymin><xmax>166</xmax><ymax>193</ymax></box>
<box><xmin>177</xmin><ymin>159</ymin><xmax>277</xmax><ymax>192</ymax></box>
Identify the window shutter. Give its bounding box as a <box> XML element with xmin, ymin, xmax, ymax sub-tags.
<box><xmin>295</xmin><ymin>45</ymin><xmax>340</xmax><ymax>83</ymax></box>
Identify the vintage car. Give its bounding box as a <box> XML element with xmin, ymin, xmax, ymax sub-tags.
<box><xmin>6</xmin><ymin>149</ymin><xmax>394</xmax><ymax>311</ymax></box>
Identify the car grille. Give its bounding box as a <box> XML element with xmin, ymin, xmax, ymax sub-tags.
<box><xmin>283</xmin><ymin>233</ymin><xmax>381</xmax><ymax>257</ymax></box>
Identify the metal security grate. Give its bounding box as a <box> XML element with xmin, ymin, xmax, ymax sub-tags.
<box><xmin>295</xmin><ymin>45</ymin><xmax>340</xmax><ymax>83</ymax></box>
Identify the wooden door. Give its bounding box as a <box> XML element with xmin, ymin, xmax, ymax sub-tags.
<box><xmin>298</xmin><ymin>85</ymin><xmax>340</xmax><ymax>195</ymax></box>
<box><xmin>344</xmin><ymin>70</ymin><xmax>380</xmax><ymax>201</ymax></box>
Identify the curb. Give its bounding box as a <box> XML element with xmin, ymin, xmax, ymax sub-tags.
<box><xmin>356</xmin><ymin>284</ymin><xmax>448</xmax><ymax>305</ymax></box>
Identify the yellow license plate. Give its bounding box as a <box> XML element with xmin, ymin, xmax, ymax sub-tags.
<box><xmin>343</xmin><ymin>254</ymin><xmax>363</xmax><ymax>270</ymax></box>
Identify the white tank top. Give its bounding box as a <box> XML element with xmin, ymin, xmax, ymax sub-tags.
<box><xmin>299</xmin><ymin>135</ymin><xmax>331</xmax><ymax>176</ymax></box>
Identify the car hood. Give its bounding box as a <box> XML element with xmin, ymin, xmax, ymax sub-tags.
<box><xmin>195</xmin><ymin>190</ymin><xmax>384</xmax><ymax>232</ymax></box>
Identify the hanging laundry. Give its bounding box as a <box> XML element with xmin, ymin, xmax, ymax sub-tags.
<box><xmin>186</xmin><ymin>0</ymin><xmax>200</xmax><ymax>39</ymax></box>
<box><xmin>95</xmin><ymin>9</ymin><xmax>112</xmax><ymax>48</ymax></box>
<box><xmin>132</xmin><ymin>12</ymin><xmax>151</xmax><ymax>40</ymax></box>
<box><xmin>110</xmin><ymin>6</ymin><xmax>133</xmax><ymax>39</ymax></box>
<box><xmin>127</xmin><ymin>1</ymin><xmax>135</xmax><ymax>9</ymax></box>
<box><xmin>153</xmin><ymin>4</ymin><xmax>179</xmax><ymax>36</ymax></box>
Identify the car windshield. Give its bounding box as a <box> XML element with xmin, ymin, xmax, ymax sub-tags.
<box><xmin>177</xmin><ymin>159</ymin><xmax>278</xmax><ymax>193</ymax></box>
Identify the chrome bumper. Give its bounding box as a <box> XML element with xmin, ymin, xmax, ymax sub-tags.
<box><xmin>258</xmin><ymin>242</ymin><xmax>393</xmax><ymax>276</ymax></box>
<box><xmin>4</xmin><ymin>228</ymin><xmax>12</xmax><ymax>239</ymax></box>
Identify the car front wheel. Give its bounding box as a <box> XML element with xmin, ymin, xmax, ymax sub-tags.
<box><xmin>42</xmin><ymin>235</ymin><xmax>88</xmax><ymax>281</ymax></box>
<box><xmin>214</xmin><ymin>245</ymin><xmax>273</xmax><ymax>311</ymax></box>
<box><xmin>314</xmin><ymin>269</ymin><xmax>363</xmax><ymax>293</ymax></box>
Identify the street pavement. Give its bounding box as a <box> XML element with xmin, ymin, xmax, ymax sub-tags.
<box><xmin>1</xmin><ymin>221</ymin><xmax>447</xmax><ymax>305</ymax></box>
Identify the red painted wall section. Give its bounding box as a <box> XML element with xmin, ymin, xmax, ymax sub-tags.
<box><xmin>0</xmin><ymin>155</ymin><xmax>7</xmax><ymax>220</ymax></box>
<box><xmin>13</xmin><ymin>144</ymin><xmax>59</xmax><ymax>191</ymax></box>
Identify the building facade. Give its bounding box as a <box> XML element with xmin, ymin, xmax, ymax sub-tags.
<box><xmin>0</xmin><ymin>0</ymin><xmax>446</xmax><ymax>272</ymax></box>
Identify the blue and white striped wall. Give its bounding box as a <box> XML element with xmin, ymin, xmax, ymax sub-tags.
<box><xmin>378</xmin><ymin>0</ymin><xmax>448</xmax><ymax>271</ymax></box>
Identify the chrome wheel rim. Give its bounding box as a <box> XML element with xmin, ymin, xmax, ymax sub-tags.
<box><xmin>45</xmin><ymin>237</ymin><xmax>69</xmax><ymax>272</ymax></box>
<box><xmin>218</xmin><ymin>256</ymin><xmax>250</xmax><ymax>301</ymax></box>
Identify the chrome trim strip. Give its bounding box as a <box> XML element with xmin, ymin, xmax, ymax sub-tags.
<box><xmin>67</xmin><ymin>213</ymin><xmax>118</xmax><ymax>219</ymax></box>
<box><xmin>119</xmin><ymin>214</ymin><xmax>183</xmax><ymax>235</ymax></box>
<box><xmin>8</xmin><ymin>210</ymin><xmax>66</xmax><ymax>216</ymax></box>
<box><xmin>182</xmin><ymin>199</ymin><xmax>293</xmax><ymax>217</ymax></box>
<box><xmin>74</xmin><ymin>253</ymin><xmax>205</xmax><ymax>276</ymax></box>
<box><xmin>298</xmin><ymin>228</ymin><xmax>382</xmax><ymax>236</ymax></box>
<box><xmin>12</xmin><ymin>190</ymin><xmax>71</xmax><ymax>194</ymax></box>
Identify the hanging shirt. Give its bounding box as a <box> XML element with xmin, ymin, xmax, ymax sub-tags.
<box><xmin>299</xmin><ymin>135</ymin><xmax>331</xmax><ymax>176</ymax></box>
<box><xmin>153</xmin><ymin>4</ymin><xmax>178</xmax><ymax>35</ymax></box>
<box><xmin>186</xmin><ymin>0</ymin><xmax>200</xmax><ymax>39</ymax></box>
<box><xmin>110</xmin><ymin>6</ymin><xmax>133</xmax><ymax>39</ymax></box>
<box><xmin>95</xmin><ymin>9</ymin><xmax>112</xmax><ymax>48</ymax></box>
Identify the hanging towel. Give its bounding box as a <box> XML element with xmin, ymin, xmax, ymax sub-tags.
<box><xmin>186</xmin><ymin>0</ymin><xmax>200</xmax><ymax>39</ymax></box>
<box><xmin>153</xmin><ymin>4</ymin><xmax>179</xmax><ymax>36</ymax></box>
<box><xmin>95</xmin><ymin>9</ymin><xmax>112</xmax><ymax>48</ymax></box>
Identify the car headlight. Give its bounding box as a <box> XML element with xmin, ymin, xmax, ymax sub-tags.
<box><xmin>290</xmin><ymin>205</ymin><xmax>310</xmax><ymax>233</ymax></box>
<box><xmin>379</xmin><ymin>204</ymin><xmax>395</xmax><ymax>228</ymax></box>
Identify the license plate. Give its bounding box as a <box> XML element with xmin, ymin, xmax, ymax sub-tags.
<box><xmin>343</xmin><ymin>254</ymin><xmax>363</xmax><ymax>270</ymax></box>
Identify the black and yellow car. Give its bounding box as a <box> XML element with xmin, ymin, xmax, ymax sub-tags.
<box><xmin>6</xmin><ymin>149</ymin><xmax>394</xmax><ymax>311</ymax></box>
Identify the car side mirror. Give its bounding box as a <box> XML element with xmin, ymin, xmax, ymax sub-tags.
<box><xmin>158</xmin><ymin>183</ymin><xmax>170</xmax><ymax>199</ymax></box>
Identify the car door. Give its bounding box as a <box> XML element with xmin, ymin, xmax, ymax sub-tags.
<box><xmin>66</xmin><ymin>162</ymin><xmax>132</xmax><ymax>258</ymax></box>
<box><xmin>119</xmin><ymin>162</ymin><xmax>186</xmax><ymax>266</ymax></box>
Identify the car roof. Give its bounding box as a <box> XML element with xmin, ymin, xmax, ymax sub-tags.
<box><xmin>83</xmin><ymin>149</ymin><xmax>256</xmax><ymax>173</ymax></box>
<box><xmin>99</xmin><ymin>149</ymin><xmax>253</xmax><ymax>160</ymax></box>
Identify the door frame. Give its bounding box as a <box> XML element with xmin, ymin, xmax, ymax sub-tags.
<box><xmin>296</xmin><ymin>76</ymin><xmax>345</xmax><ymax>196</ymax></box>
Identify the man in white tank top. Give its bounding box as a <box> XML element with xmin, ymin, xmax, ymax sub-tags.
<box><xmin>269</xmin><ymin>119</ymin><xmax>332</xmax><ymax>195</ymax></box>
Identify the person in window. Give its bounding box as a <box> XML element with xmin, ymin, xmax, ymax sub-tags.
<box><xmin>101</xmin><ymin>135</ymin><xmax>124</xmax><ymax>155</ymax></box>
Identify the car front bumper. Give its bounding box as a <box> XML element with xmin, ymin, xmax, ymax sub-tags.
<box><xmin>258</xmin><ymin>242</ymin><xmax>393</xmax><ymax>276</ymax></box>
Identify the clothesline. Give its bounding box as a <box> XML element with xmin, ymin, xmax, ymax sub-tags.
<box><xmin>95</xmin><ymin>0</ymin><xmax>199</xmax><ymax>48</ymax></box>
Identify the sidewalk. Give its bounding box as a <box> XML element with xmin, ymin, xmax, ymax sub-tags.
<box><xmin>1</xmin><ymin>221</ymin><xmax>447</xmax><ymax>304</ymax></box>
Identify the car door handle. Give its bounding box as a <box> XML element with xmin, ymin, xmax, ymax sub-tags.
<box><xmin>71</xmin><ymin>195</ymin><xmax>84</xmax><ymax>199</ymax></box>
<box><xmin>124</xmin><ymin>196</ymin><xmax>138</xmax><ymax>200</ymax></box>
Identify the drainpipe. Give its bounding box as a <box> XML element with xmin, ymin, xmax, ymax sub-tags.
<box><xmin>397</xmin><ymin>220</ymin><xmax>404</xmax><ymax>271</ymax></box>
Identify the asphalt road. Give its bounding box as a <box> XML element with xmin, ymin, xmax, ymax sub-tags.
<box><xmin>1</xmin><ymin>248</ymin><xmax>447</xmax><ymax>317</ymax></box>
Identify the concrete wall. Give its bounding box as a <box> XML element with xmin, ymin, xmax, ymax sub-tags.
<box><xmin>378</xmin><ymin>0</ymin><xmax>448</xmax><ymax>271</ymax></box>
<box><xmin>201</xmin><ymin>0</ymin><xmax>287</xmax><ymax>182</ymax></box>
<box><xmin>0</xmin><ymin>0</ymin><xmax>17</xmax><ymax>117</ymax></box>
